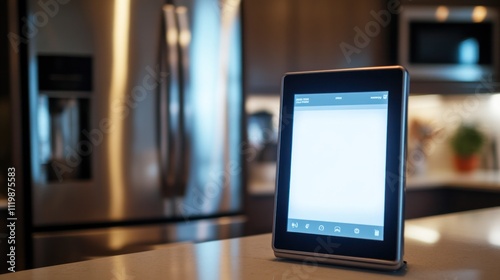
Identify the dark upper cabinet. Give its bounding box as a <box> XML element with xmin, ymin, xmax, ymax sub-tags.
<box><xmin>244</xmin><ymin>0</ymin><xmax>392</xmax><ymax>95</ymax></box>
<box><xmin>244</xmin><ymin>0</ymin><xmax>500</xmax><ymax>95</ymax></box>
<box><xmin>244</xmin><ymin>0</ymin><xmax>290</xmax><ymax>94</ymax></box>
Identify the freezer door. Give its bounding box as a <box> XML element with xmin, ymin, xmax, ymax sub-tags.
<box><xmin>172</xmin><ymin>0</ymin><xmax>244</xmax><ymax>219</ymax></box>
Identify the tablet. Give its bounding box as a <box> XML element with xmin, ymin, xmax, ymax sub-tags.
<box><xmin>272</xmin><ymin>66</ymin><xmax>408</xmax><ymax>271</ymax></box>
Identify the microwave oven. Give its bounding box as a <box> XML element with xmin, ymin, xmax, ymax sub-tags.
<box><xmin>399</xmin><ymin>6</ymin><xmax>499</xmax><ymax>82</ymax></box>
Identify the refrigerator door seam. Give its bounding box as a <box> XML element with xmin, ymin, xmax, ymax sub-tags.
<box><xmin>160</xmin><ymin>5</ymin><xmax>181</xmax><ymax>206</ymax></box>
<box><xmin>175</xmin><ymin>6</ymin><xmax>191</xmax><ymax>198</ymax></box>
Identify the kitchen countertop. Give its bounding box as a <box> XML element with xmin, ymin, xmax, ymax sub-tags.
<box><xmin>249</xmin><ymin>166</ymin><xmax>500</xmax><ymax>195</ymax></box>
<box><xmin>3</xmin><ymin>207</ymin><xmax>500</xmax><ymax>279</ymax></box>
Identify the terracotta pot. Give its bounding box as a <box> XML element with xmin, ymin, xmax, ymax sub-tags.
<box><xmin>453</xmin><ymin>154</ymin><xmax>480</xmax><ymax>173</ymax></box>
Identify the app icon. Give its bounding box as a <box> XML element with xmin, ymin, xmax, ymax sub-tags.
<box><xmin>291</xmin><ymin>222</ymin><xmax>298</xmax><ymax>228</ymax></box>
<box><xmin>374</xmin><ymin>229</ymin><xmax>380</xmax><ymax>237</ymax></box>
<box><xmin>318</xmin><ymin>225</ymin><xmax>325</xmax><ymax>231</ymax></box>
<box><xmin>305</xmin><ymin>224</ymin><xmax>310</xmax><ymax>229</ymax></box>
<box><xmin>334</xmin><ymin>226</ymin><xmax>341</xmax><ymax>233</ymax></box>
<box><xmin>354</xmin><ymin>228</ymin><xmax>360</xmax><ymax>234</ymax></box>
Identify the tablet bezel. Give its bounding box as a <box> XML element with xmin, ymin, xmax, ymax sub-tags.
<box><xmin>272</xmin><ymin>66</ymin><xmax>408</xmax><ymax>270</ymax></box>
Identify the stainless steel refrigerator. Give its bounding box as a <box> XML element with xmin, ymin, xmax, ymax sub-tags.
<box><xmin>8</xmin><ymin>0</ymin><xmax>244</xmax><ymax>269</ymax></box>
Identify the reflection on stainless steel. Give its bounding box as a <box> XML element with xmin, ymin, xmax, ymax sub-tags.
<box><xmin>108</xmin><ymin>0</ymin><xmax>131</xmax><ymax>222</ymax></box>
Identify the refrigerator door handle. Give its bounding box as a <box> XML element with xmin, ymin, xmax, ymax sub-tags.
<box><xmin>175</xmin><ymin>6</ymin><xmax>191</xmax><ymax>196</ymax></box>
<box><xmin>159</xmin><ymin>5</ymin><xmax>181</xmax><ymax>199</ymax></box>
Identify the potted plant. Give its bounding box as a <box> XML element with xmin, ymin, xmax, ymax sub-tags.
<box><xmin>450</xmin><ymin>124</ymin><xmax>485</xmax><ymax>173</ymax></box>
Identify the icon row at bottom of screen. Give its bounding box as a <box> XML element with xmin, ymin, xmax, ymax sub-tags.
<box><xmin>291</xmin><ymin>222</ymin><xmax>380</xmax><ymax>237</ymax></box>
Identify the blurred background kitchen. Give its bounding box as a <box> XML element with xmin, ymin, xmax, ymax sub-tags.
<box><xmin>2</xmin><ymin>0</ymin><xmax>500</xmax><ymax>273</ymax></box>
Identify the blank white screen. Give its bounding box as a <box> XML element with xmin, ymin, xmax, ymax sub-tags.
<box><xmin>288</xmin><ymin>103</ymin><xmax>388</xmax><ymax>226</ymax></box>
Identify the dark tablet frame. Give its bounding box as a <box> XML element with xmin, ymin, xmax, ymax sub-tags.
<box><xmin>272</xmin><ymin>66</ymin><xmax>409</xmax><ymax>270</ymax></box>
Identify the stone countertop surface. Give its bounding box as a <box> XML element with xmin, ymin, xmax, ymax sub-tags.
<box><xmin>3</xmin><ymin>207</ymin><xmax>500</xmax><ymax>279</ymax></box>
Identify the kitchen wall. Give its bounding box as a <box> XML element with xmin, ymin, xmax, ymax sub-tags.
<box><xmin>408</xmin><ymin>93</ymin><xmax>500</xmax><ymax>174</ymax></box>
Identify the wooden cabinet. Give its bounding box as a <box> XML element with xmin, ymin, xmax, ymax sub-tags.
<box><xmin>244</xmin><ymin>194</ymin><xmax>275</xmax><ymax>235</ymax></box>
<box><xmin>244</xmin><ymin>0</ymin><xmax>392</xmax><ymax>95</ymax></box>
<box><xmin>406</xmin><ymin>188</ymin><xmax>500</xmax><ymax>219</ymax></box>
<box><xmin>243</xmin><ymin>0</ymin><xmax>290</xmax><ymax>94</ymax></box>
<box><xmin>291</xmin><ymin>0</ymin><xmax>390</xmax><ymax>71</ymax></box>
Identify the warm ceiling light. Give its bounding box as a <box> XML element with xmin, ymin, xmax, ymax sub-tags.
<box><xmin>472</xmin><ymin>6</ymin><xmax>488</xmax><ymax>23</ymax></box>
<box><xmin>435</xmin><ymin>6</ymin><xmax>449</xmax><ymax>22</ymax></box>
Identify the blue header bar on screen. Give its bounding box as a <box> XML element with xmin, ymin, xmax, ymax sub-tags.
<box><xmin>295</xmin><ymin>91</ymin><xmax>389</xmax><ymax>107</ymax></box>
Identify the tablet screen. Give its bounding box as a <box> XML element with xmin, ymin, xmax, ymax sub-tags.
<box><xmin>273</xmin><ymin>66</ymin><xmax>408</xmax><ymax>270</ymax></box>
<box><xmin>287</xmin><ymin>91</ymin><xmax>389</xmax><ymax>241</ymax></box>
